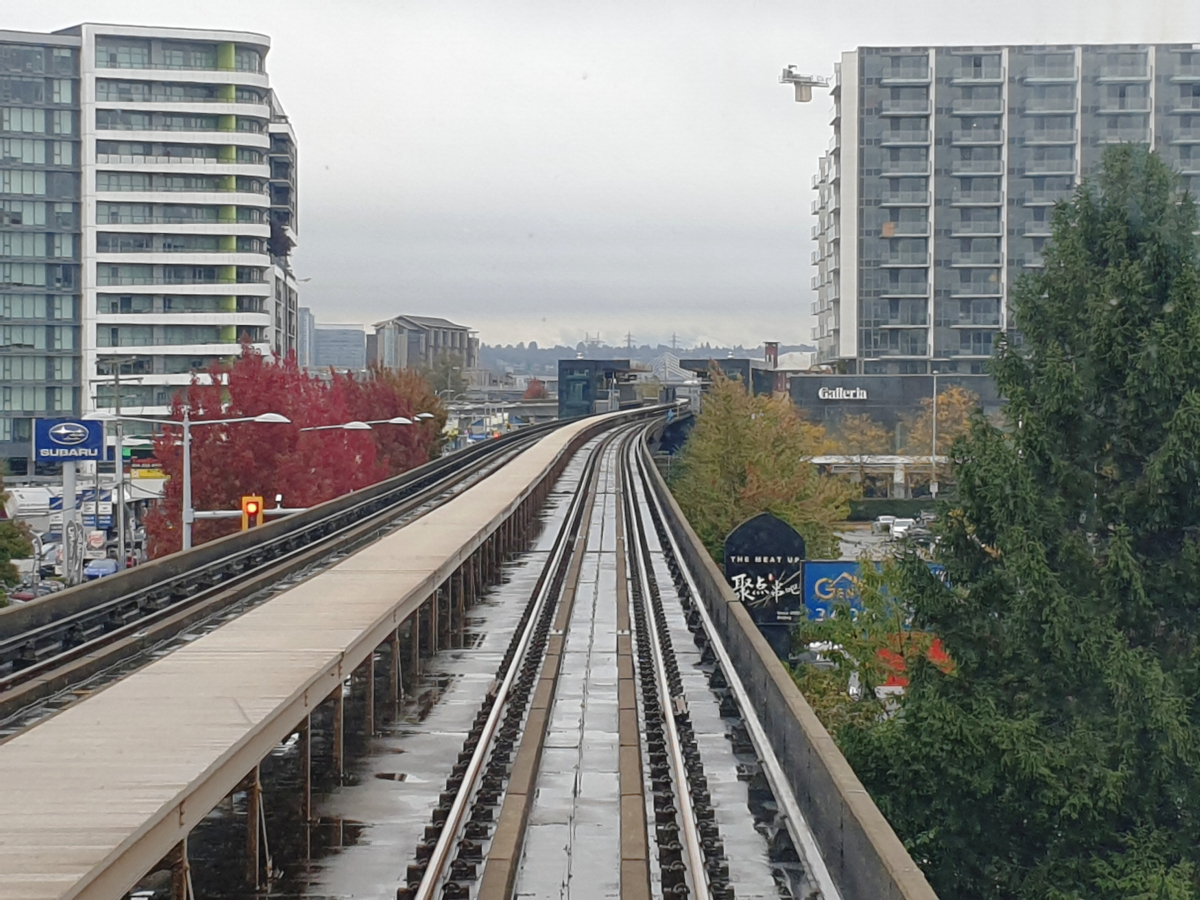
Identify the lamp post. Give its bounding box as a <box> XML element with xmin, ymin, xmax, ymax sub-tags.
<box><xmin>930</xmin><ymin>372</ymin><xmax>939</xmax><ymax>500</ymax></box>
<box><xmin>85</xmin><ymin>410</ymin><xmax>290</xmax><ymax>551</ymax></box>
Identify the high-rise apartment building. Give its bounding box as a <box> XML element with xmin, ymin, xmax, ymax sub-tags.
<box><xmin>0</xmin><ymin>24</ymin><xmax>298</xmax><ymax>473</ymax></box>
<box><xmin>812</xmin><ymin>44</ymin><xmax>1199</xmax><ymax>375</ymax></box>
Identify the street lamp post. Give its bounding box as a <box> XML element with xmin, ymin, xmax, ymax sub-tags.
<box><xmin>85</xmin><ymin>410</ymin><xmax>289</xmax><ymax>551</ymax></box>
<box><xmin>930</xmin><ymin>372</ymin><xmax>939</xmax><ymax>500</ymax></box>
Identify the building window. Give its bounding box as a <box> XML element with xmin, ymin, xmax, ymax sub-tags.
<box><xmin>0</xmin><ymin>169</ymin><xmax>46</xmax><ymax>196</ymax></box>
<box><xmin>0</xmin><ymin>107</ymin><xmax>45</xmax><ymax>133</ymax></box>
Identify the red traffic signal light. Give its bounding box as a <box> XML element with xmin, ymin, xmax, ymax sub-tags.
<box><xmin>241</xmin><ymin>495</ymin><xmax>264</xmax><ymax>530</ymax></box>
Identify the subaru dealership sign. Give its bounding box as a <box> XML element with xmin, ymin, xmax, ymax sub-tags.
<box><xmin>34</xmin><ymin>418</ymin><xmax>104</xmax><ymax>461</ymax></box>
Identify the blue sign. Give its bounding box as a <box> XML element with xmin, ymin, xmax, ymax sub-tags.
<box><xmin>34</xmin><ymin>418</ymin><xmax>104</xmax><ymax>461</ymax></box>
<box><xmin>51</xmin><ymin>489</ymin><xmax>113</xmax><ymax>529</ymax></box>
<box><xmin>801</xmin><ymin>560</ymin><xmax>948</xmax><ymax>621</ymax></box>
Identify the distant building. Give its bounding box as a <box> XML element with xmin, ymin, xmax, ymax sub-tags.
<box><xmin>297</xmin><ymin>306</ymin><xmax>315</xmax><ymax>366</ymax></box>
<box><xmin>557</xmin><ymin>359</ymin><xmax>636</xmax><ymax>418</ymax></box>
<box><xmin>372</xmin><ymin>315</ymin><xmax>479</xmax><ymax>370</ymax></box>
<box><xmin>312</xmin><ymin>324</ymin><xmax>365</xmax><ymax>369</ymax></box>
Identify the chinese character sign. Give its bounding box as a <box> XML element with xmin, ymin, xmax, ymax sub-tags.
<box><xmin>723</xmin><ymin>512</ymin><xmax>806</xmax><ymax>625</ymax></box>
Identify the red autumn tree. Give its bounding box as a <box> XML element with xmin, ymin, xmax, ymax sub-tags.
<box><xmin>522</xmin><ymin>378</ymin><xmax>548</xmax><ymax>400</ymax></box>
<box><xmin>145</xmin><ymin>347</ymin><xmax>444</xmax><ymax>557</ymax></box>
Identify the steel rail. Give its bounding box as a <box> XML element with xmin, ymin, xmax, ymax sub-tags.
<box><xmin>620</xmin><ymin>429</ymin><xmax>709</xmax><ymax>897</ymax></box>
<box><xmin>0</xmin><ymin>426</ymin><xmax>559</xmax><ymax>697</ymax></box>
<box><xmin>632</xmin><ymin>438</ymin><xmax>843</xmax><ymax>900</ymax></box>
<box><xmin>411</xmin><ymin>424</ymin><xmax>622</xmax><ymax>900</ymax></box>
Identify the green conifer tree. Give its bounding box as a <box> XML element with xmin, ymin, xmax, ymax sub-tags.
<box><xmin>839</xmin><ymin>146</ymin><xmax>1200</xmax><ymax>898</ymax></box>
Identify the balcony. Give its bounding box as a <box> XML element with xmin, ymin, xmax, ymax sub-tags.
<box><xmin>1021</xmin><ymin>162</ymin><xmax>1075</xmax><ymax>176</ymax></box>
<box><xmin>876</xmin><ymin>315</ymin><xmax>929</xmax><ymax>328</ymax></box>
<box><xmin>879</xmin><ymin>252</ymin><xmax>930</xmax><ymax>267</ymax></box>
<box><xmin>880</xmin><ymin>159</ymin><xmax>931</xmax><ymax>175</ymax></box>
<box><xmin>1098</xmin><ymin>128</ymin><xmax>1149</xmax><ymax>144</ymax></box>
<box><xmin>1024</xmin><ymin>189</ymin><xmax>1073</xmax><ymax>205</ymax></box>
<box><xmin>950</xmin><ymin>220</ymin><xmax>1002</xmax><ymax>236</ymax></box>
<box><xmin>1168</xmin><ymin>128</ymin><xmax>1200</xmax><ymax>143</ymax></box>
<box><xmin>951</xmin><ymin>282</ymin><xmax>1003</xmax><ymax>297</ymax></box>
<box><xmin>1098</xmin><ymin>99</ymin><xmax>1151</xmax><ymax>114</ymax></box>
<box><xmin>950</xmin><ymin>66</ymin><xmax>1005</xmax><ymax>84</ymax></box>
<box><xmin>1025</xmin><ymin>64</ymin><xmax>1079</xmax><ymax>82</ymax></box>
<box><xmin>1024</xmin><ymin>99</ymin><xmax>1076</xmax><ymax>114</ymax></box>
<box><xmin>1024</xmin><ymin>129</ymin><xmax>1078</xmax><ymax>145</ymax></box>
<box><xmin>880</xmin><ymin>130</ymin><xmax>931</xmax><ymax>146</ymax></box>
<box><xmin>880</xmin><ymin>190</ymin><xmax>931</xmax><ymax>206</ymax></box>
<box><xmin>880</xmin><ymin>98</ymin><xmax>932</xmax><ymax>115</ymax></box>
<box><xmin>951</xmin><ymin>128</ymin><xmax>1005</xmax><ymax>144</ymax></box>
<box><xmin>881</xmin><ymin>67</ymin><xmax>931</xmax><ymax>84</ymax></box>
<box><xmin>882</xmin><ymin>220</ymin><xmax>930</xmax><ymax>236</ymax></box>
<box><xmin>950</xmin><ymin>310</ymin><xmax>1002</xmax><ymax>327</ymax></box>
<box><xmin>951</xmin><ymin>189</ymin><xmax>1004</xmax><ymax>205</ymax></box>
<box><xmin>1170</xmin><ymin>98</ymin><xmax>1200</xmax><ymax>114</ymax></box>
<box><xmin>951</xmin><ymin>158</ymin><xmax>1003</xmax><ymax>175</ymax></box>
<box><xmin>951</xmin><ymin>251</ymin><xmax>1003</xmax><ymax>266</ymax></box>
<box><xmin>1023</xmin><ymin>220</ymin><xmax>1053</xmax><ymax>237</ymax></box>
<box><xmin>1098</xmin><ymin>63</ymin><xmax>1150</xmax><ymax>81</ymax></box>
<box><xmin>1022</xmin><ymin>254</ymin><xmax>1047</xmax><ymax>267</ymax></box>
<box><xmin>950</xmin><ymin>98</ymin><xmax>1005</xmax><ymax>115</ymax></box>
<box><xmin>879</xmin><ymin>283</ymin><xmax>930</xmax><ymax>298</ymax></box>
<box><xmin>1170</xmin><ymin>63</ymin><xmax>1200</xmax><ymax>82</ymax></box>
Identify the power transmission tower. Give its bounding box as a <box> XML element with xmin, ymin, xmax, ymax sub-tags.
<box><xmin>625</xmin><ymin>331</ymin><xmax>634</xmax><ymax>351</ymax></box>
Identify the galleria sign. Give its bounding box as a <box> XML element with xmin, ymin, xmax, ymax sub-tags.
<box><xmin>817</xmin><ymin>386</ymin><xmax>869</xmax><ymax>401</ymax></box>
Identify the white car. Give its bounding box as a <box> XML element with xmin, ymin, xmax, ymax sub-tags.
<box><xmin>871</xmin><ymin>515</ymin><xmax>897</xmax><ymax>535</ymax></box>
<box><xmin>889</xmin><ymin>518</ymin><xmax>917</xmax><ymax>540</ymax></box>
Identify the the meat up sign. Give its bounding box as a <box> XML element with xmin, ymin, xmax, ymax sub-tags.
<box><xmin>723</xmin><ymin>512</ymin><xmax>806</xmax><ymax>658</ymax></box>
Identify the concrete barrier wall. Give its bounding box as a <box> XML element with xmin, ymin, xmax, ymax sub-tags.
<box><xmin>643</xmin><ymin>451</ymin><xmax>939</xmax><ymax>900</ymax></box>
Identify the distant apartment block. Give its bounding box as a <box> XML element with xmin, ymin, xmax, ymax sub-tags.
<box><xmin>812</xmin><ymin>43</ymin><xmax>1200</xmax><ymax>375</ymax></box>
<box><xmin>296</xmin><ymin>304</ymin><xmax>314</xmax><ymax>366</ymax></box>
<box><xmin>0</xmin><ymin>23</ymin><xmax>299</xmax><ymax>472</ymax></box>
<box><xmin>312</xmin><ymin>323</ymin><xmax>365</xmax><ymax>369</ymax></box>
<box><xmin>372</xmin><ymin>314</ymin><xmax>479</xmax><ymax>371</ymax></box>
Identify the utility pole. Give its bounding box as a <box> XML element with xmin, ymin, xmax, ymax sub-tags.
<box><xmin>671</xmin><ymin>332</ymin><xmax>678</xmax><ymax>351</ymax></box>
<box><xmin>930</xmin><ymin>372</ymin><xmax>939</xmax><ymax>500</ymax></box>
<box><xmin>625</xmin><ymin>331</ymin><xmax>634</xmax><ymax>352</ymax></box>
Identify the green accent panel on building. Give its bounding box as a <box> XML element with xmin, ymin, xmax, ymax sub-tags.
<box><xmin>219</xmin><ymin>205</ymin><xmax>237</xmax><ymax>222</ymax></box>
<box><xmin>218</xmin><ymin>144</ymin><xmax>237</xmax><ymax>162</ymax></box>
<box><xmin>217</xmin><ymin>83</ymin><xmax>236</xmax><ymax>102</ymax></box>
<box><xmin>218</xmin><ymin>265</ymin><xmax>237</xmax><ymax>284</ymax></box>
<box><xmin>220</xmin><ymin>175</ymin><xmax>237</xmax><ymax>191</ymax></box>
<box><xmin>219</xmin><ymin>325</ymin><xmax>238</xmax><ymax>343</ymax></box>
<box><xmin>219</xmin><ymin>235</ymin><xmax>237</xmax><ymax>252</ymax></box>
<box><xmin>217</xmin><ymin>43</ymin><xmax>236</xmax><ymax>71</ymax></box>
<box><xmin>218</xmin><ymin>114</ymin><xmax>237</xmax><ymax>132</ymax></box>
<box><xmin>220</xmin><ymin>296</ymin><xmax>237</xmax><ymax>312</ymax></box>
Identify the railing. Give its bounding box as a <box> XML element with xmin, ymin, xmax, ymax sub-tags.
<box><xmin>96</xmin><ymin>336</ymin><xmax>244</xmax><ymax>347</ymax></box>
<box><xmin>884</xmin><ymin>221</ymin><xmax>930</xmax><ymax>236</ymax></box>
<box><xmin>1170</xmin><ymin>99</ymin><xmax>1200</xmax><ymax>112</ymax></box>
<box><xmin>951</xmin><ymin>98</ymin><xmax>1004</xmax><ymax>114</ymax></box>
<box><xmin>881</xmin><ymin>191</ymin><xmax>931</xmax><ymax>205</ymax></box>
<box><xmin>1172</xmin><ymin>63</ymin><xmax>1200</xmax><ymax>79</ymax></box>
<box><xmin>1024</xmin><ymin>189</ymin><xmax>1073</xmax><ymax>204</ymax></box>
<box><xmin>951</xmin><ymin>282</ymin><xmax>1003</xmax><ymax>296</ymax></box>
<box><xmin>1098</xmin><ymin>129</ymin><xmax>1149</xmax><ymax>144</ymax></box>
<box><xmin>1025</xmin><ymin>65</ymin><xmax>1078</xmax><ymax>80</ymax></box>
<box><xmin>950</xmin><ymin>220</ymin><xmax>1002</xmax><ymax>235</ymax></box>
<box><xmin>880</xmin><ymin>160</ymin><xmax>930</xmax><ymax>175</ymax></box>
<box><xmin>95</xmin><ymin>154</ymin><xmax>264</xmax><ymax>166</ymax></box>
<box><xmin>872</xmin><ymin>316</ymin><xmax>929</xmax><ymax>327</ymax></box>
<box><xmin>1098</xmin><ymin>99</ymin><xmax>1151</xmax><ymax>113</ymax></box>
<box><xmin>1099</xmin><ymin>63</ymin><xmax>1149</xmax><ymax>79</ymax></box>
<box><xmin>952</xmin><ymin>312</ymin><xmax>1001</xmax><ymax>326</ymax></box>
<box><xmin>878</xmin><ymin>284</ymin><xmax>929</xmax><ymax>297</ymax></box>
<box><xmin>1023</xmin><ymin>220</ymin><xmax>1053</xmax><ymax>235</ymax></box>
<box><xmin>880</xmin><ymin>130</ymin><xmax>931</xmax><ymax>144</ymax></box>
<box><xmin>950</xmin><ymin>66</ymin><xmax>1005</xmax><ymax>81</ymax></box>
<box><xmin>881</xmin><ymin>67</ymin><xmax>931</xmax><ymax>82</ymax></box>
<box><xmin>1024</xmin><ymin>99</ymin><xmax>1076</xmax><ymax>113</ymax></box>
<box><xmin>951</xmin><ymin>128</ymin><xmax>1004</xmax><ymax>143</ymax></box>
<box><xmin>951</xmin><ymin>159</ymin><xmax>1003</xmax><ymax>174</ymax></box>
<box><xmin>1024</xmin><ymin>129</ymin><xmax>1078</xmax><ymax>143</ymax></box>
<box><xmin>879</xmin><ymin>253</ymin><xmax>930</xmax><ymax>266</ymax></box>
<box><xmin>880</xmin><ymin>98</ymin><xmax>931</xmax><ymax>113</ymax></box>
<box><xmin>951</xmin><ymin>251</ymin><xmax>1002</xmax><ymax>265</ymax></box>
<box><xmin>952</xmin><ymin>190</ymin><xmax>1003</xmax><ymax>204</ymax></box>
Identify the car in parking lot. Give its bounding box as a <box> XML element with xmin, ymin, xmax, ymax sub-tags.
<box><xmin>83</xmin><ymin>558</ymin><xmax>120</xmax><ymax>580</ymax></box>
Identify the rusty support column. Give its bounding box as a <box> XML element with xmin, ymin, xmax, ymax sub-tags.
<box><xmin>408</xmin><ymin>613</ymin><xmax>420</xmax><ymax>688</ymax></box>
<box><xmin>245</xmin><ymin>765</ymin><xmax>261</xmax><ymax>887</ymax></box>
<box><xmin>389</xmin><ymin>626</ymin><xmax>401</xmax><ymax>715</ymax></box>
<box><xmin>169</xmin><ymin>837</ymin><xmax>191</xmax><ymax>900</ymax></box>
<box><xmin>299</xmin><ymin>714</ymin><xmax>311</xmax><ymax>823</ymax></box>
<box><xmin>364</xmin><ymin>651</ymin><xmax>375</xmax><ymax>737</ymax></box>
<box><xmin>455</xmin><ymin>567</ymin><xmax>466</xmax><ymax>647</ymax></box>
<box><xmin>428</xmin><ymin>595</ymin><xmax>439</xmax><ymax>656</ymax></box>
<box><xmin>331</xmin><ymin>685</ymin><xmax>344</xmax><ymax>782</ymax></box>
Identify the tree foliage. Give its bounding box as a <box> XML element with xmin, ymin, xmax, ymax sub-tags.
<box><xmin>0</xmin><ymin>468</ymin><xmax>32</xmax><ymax>589</ymax></box>
<box><xmin>145</xmin><ymin>348</ymin><xmax>444</xmax><ymax>557</ymax></box>
<box><xmin>902</xmin><ymin>385</ymin><xmax>979</xmax><ymax>484</ymax></box>
<box><xmin>837</xmin><ymin>146</ymin><xmax>1200</xmax><ymax>898</ymax></box>
<box><xmin>522</xmin><ymin>378</ymin><xmax>548</xmax><ymax>400</ymax></box>
<box><xmin>670</xmin><ymin>370</ymin><xmax>854</xmax><ymax>562</ymax></box>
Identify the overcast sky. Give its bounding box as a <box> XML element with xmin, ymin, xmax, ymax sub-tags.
<box><xmin>12</xmin><ymin>1</ymin><xmax>1200</xmax><ymax>347</ymax></box>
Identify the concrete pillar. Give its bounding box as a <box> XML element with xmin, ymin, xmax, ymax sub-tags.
<box><xmin>299</xmin><ymin>714</ymin><xmax>311</xmax><ymax>823</ymax></box>
<box><xmin>246</xmin><ymin>765</ymin><xmax>261</xmax><ymax>887</ymax></box>
<box><xmin>408</xmin><ymin>613</ymin><xmax>421</xmax><ymax>687</ymax></box>
<box><xmin>364</xmin><ymin>651</ymin><xmax>375</xmax><ymax>737</ymax></box>
<box><xmin>428</xmin><ymin>596</ymin><xmax>439</xmax><ymax>656</ymax></box>
<box><xmin>389</xmin><ymin>626</ymin><xmax>402</xmax><ymax>715</ymax></box>
<box><xmin>454</xmin><ymin>568</ymin><xmax>466</xmax><ymax>648</ymax></box>
<box><xmin>331</xmin><ymin>685</ymin><xmax>344</xmax><ymax>782</ymax></box>
<box><xmin>169</xmin><ymin>837</ymin><xmax>191</xmax><ymax>900</ymax></box>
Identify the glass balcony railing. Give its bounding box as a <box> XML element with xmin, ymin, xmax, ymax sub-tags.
<box><xmin>879</xmin><ymin>283</ymin><xmax>930</xmax><ymax>297</ymax></box>
<box><xmin>872</xmin><ymin>314</ymin><xmax>929</xmax><ymax>327</ymax></box>
<box><xmin>951</xmin><ymin>282</ymin><xmax>1003</xmax><ymax>296</ymax></box>
<box><xmin>951</xmin><ymin>251</ymin><xmax>1003</xmax><ymax>266</ymax></box>
<box><xmin>951</xmin><ymin>98</ymin><xmax>1004</xmax><ymax>114</ymax></box>
<box><xmin>952</xmin><ymin>128</ymin><xmax>1005</xmax><ymax>143</ymax></box>
<box><xmin>881</xmin><ymin>98</ymin><xmax>931</xmax><ymax>114</ymax></box>
<box><xmin>881</xmin><ymin>67</ymin><xmax>931</xmax><ymax>82</ymax></box>
<box><xmin>952</xmin><ymin>189</ymin><xmax>1004</xmax><ymax>204</ymax></box>
<box><xmin>1099</xmin><ymin>63</ymin><xmax>1149</xmax><ymax>79</ymax></box>
<box><xmin>1024</xmin><ymin>99</ymin><xmax>1076</xmax><ymax>113</ymax></box>
<box><xmin>950</xmin><ymin>66</ymin><xmax>1005</xmax><ymax>82</ymax></box>
<box><xmin>881</xmin><ymin>191</ymin><xmax>931</xmax><ymax>205</ymax></box>
<box><xmin>1025</xmin><ymin>65</ymin><xmax>1079</xmax><ymax>81</ymax></box>
<box><xmin>1023</xmin><ymin>220</ymin><xmax>1053</xmax><ymax>236</ymax></box>
<box><xmin>951</xmin><ymin>158</ymin><xmax>1004</xmax><ymax>174</ymax></box>
<box><xmin>952</xmin><ymin>311</ymin><xmax>1002</xmax><ymax>327</ymax></box>
<box><xmin>880</xmin><ymin>159</ymin><xmax>931</xmax><ymax>175</ymax></box>
<box><xmin>1024</xmin><ymin>189</ymin><xmax>1073</xmax><ymax>204</ymax></box>
<box><xmin>880</xmin><ymin>253</ymin><xmax>931</xmax><ymax>266</ymax></box>
<box><xmin>1025</xmin><ymin>129</ymin><xmax>1078</xmax><ymax>144</ymax></box>
<box><xmin>951</xmin><ymin>220</ymin><xmax>1003</xmax><ymax>235</ymax></box>
<box><xmin>1099</xmin><ymin>99</ymin><xmax>1151</xmax><ymax>113</ymax></box>
<box><xmin>882</xmin><ymin>221</ymin><xmax>930</xmax><ymax>236</ymax></box>
<box><xmin>881</xmin><ymin>130</ymin><xmax>931</xmax><ymax>145</ymax></box>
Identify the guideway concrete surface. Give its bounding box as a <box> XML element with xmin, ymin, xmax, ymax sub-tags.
<box><xmin>0</xmin><ymin>410</ymin><xmax>649</xmax><ymax>900</ymax></box>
